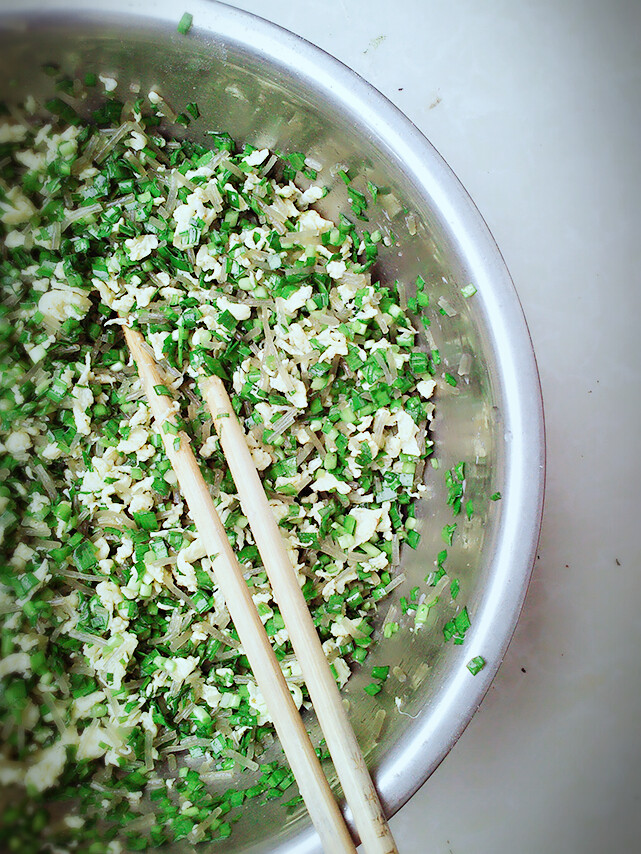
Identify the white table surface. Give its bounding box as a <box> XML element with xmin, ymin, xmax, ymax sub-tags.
<box><xmin>222</xmin><ymin>1</ymin><xmax>641</xmax><ymax>851</ymax></box>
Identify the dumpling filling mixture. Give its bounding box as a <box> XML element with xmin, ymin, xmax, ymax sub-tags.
<box><xmin>0</xmin><ymin>85</ymin><xmax>439</xmax><ymax>849</ymax></box>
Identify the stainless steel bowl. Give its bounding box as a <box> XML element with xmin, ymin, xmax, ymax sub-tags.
<box><xmin>0</xmin><ymin>2</ymin><xmax>545</xmax><ymax>851</ymax></box>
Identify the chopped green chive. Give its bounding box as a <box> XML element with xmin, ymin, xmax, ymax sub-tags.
<box><xmin>466</xmin><ymin>655</ymin><xmax>486</xmax><ymax>675</ymax></box>
<box><xmin>73</xmin><ymin>541</ymin><xmax>97</xmax><ymax>571</ymax></box>
<box><xmin>133</xmin><ymin>511</ymin><xmax>158</xmax><ymax>531</ymax></box>
<box><xmin>442</xmin><ymin>523</ymin><xmax>457</xmax><ymax>545</ymax></box>
<box><xmin>405</xmin><ymin>529</ymin><xmax>420</xmax><ymax>549</ymax></box>
<box><xmin>371</xmin><ymin>665</ymin><xmax>389</xmax><ymax>681</ymax></box>
<box><xmin>177</xmin><ymin>12</ymin><xmax>193</xmax><ymax>34</ymax></box>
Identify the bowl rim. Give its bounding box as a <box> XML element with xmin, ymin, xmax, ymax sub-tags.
<box><xmin>1</xmin><ymin>0</ymin><xmax>546</xmax><ymax>848</ymax></box>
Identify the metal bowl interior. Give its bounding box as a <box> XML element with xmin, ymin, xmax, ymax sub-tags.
<box><xmin>0</xmin><ymin>2</ymin><xmax>545</xmax><ymax>852</ymax></box>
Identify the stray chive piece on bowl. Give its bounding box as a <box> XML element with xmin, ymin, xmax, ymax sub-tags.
<box><xmin>177</xmin><ymin>12</ymin><xmax>193</xmax><ymax>34</ymax></box>
<box><xmin>466</xmin><ymin>656</ymin><xmax>486</xmax><ymax>676</ymax></box>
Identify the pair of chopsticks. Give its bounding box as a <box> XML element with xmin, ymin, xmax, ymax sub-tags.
<box><xmin>124</xmin><ymin>327</ymin><xmax>398</xmax><ymax>854</ymax></box>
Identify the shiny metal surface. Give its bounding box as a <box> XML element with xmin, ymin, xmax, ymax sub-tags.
<box><xmin>0</xmin><ymin>2</ymin><xmax>545</xmax><ymax>851</ymax></box>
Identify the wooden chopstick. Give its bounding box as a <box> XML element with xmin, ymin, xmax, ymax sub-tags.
<box><xmin>123</xmin><ymin>328</ymin><xmax>357</xmax><ymax>854</ymax></box>
<box><xmin>202</xmin><ymin>376</ymin><xmax>398</xmax><ymax>854</ymax></box>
